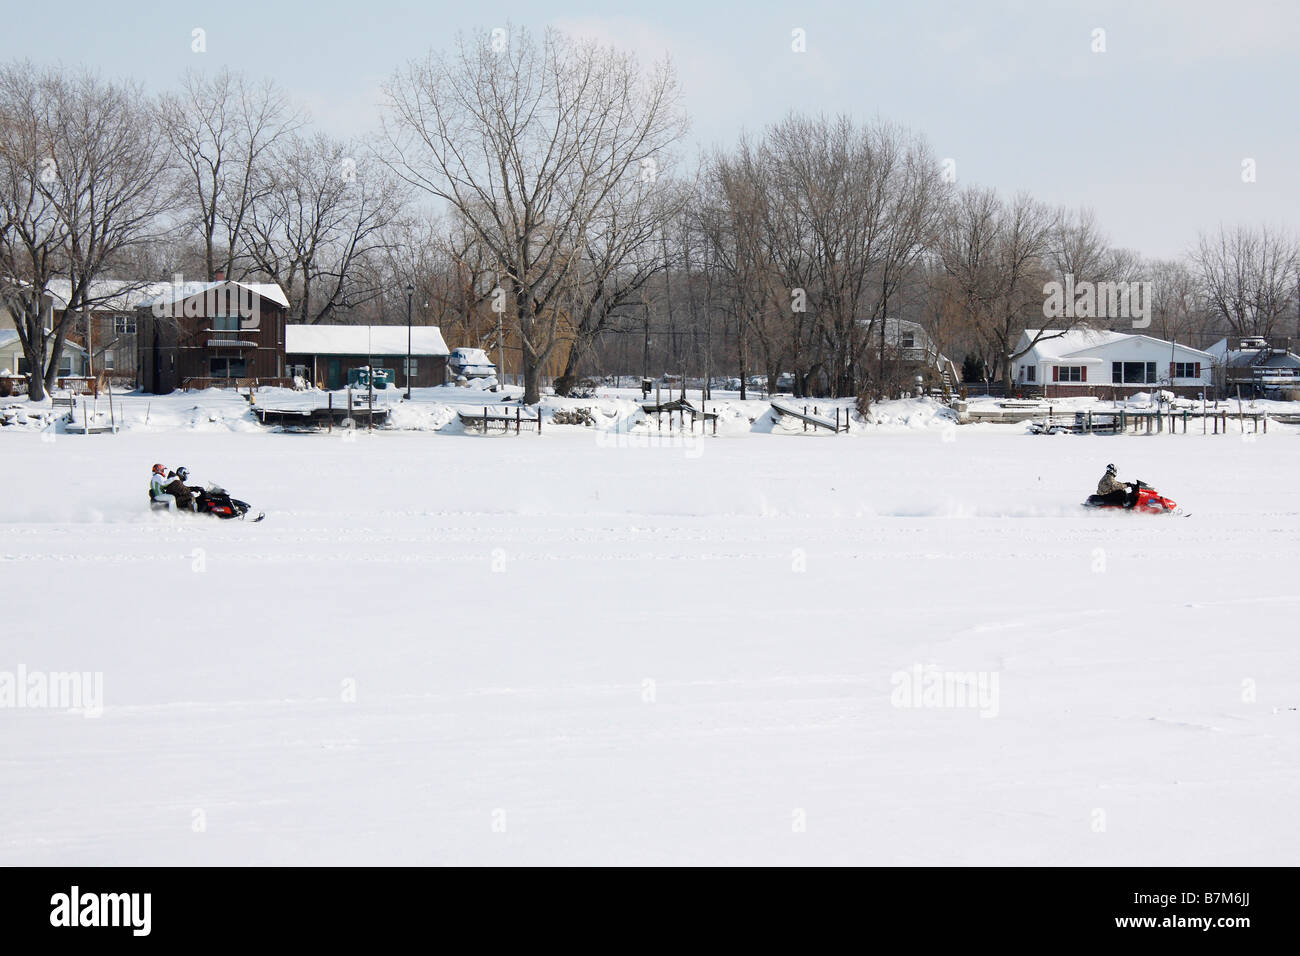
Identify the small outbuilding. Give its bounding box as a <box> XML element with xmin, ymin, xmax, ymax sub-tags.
<box><xmin>285</xmin><ymin>325</ymin><xmax>450</xmax><ymax>390</ymax></box>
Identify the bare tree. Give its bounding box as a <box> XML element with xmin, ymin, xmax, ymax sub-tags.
<box><xmin>382</xmin><ymin>26</ymin><xmax>688</xmax><ymax>404</ymax></box>
<box><xmin>0</xmin><ymin>65</ymin><xmax>174</xmax><ymax>400</ymax></box>
<box><xmin>241</xmin><ymin>133</ymin><xmax>407</xmax><ymax>325</ymax></box>
<box><xmin>936</xmin><ymin>188</ymin><xmax>1056</xmax><ymax>390</ymax></box>
<box><xmin>156</xmin><ymin>69</ymin><xmax>302</xmax><ymax>281</ymax></box>
<box><xmin>1191</xmin><ymin>224</ymin><xmax>1298</xmax><ymax>338</ymax></box>
<box><xmin>1144</xmin><ymin>258</ymin><xmax>1207</xmax><ymax>345</ymax></box>
<box><xmin>551</xmin><ymin>169</ymin><xmax>693</xmax><ymax>395</ymax></box>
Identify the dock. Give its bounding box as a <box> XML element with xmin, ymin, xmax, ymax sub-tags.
<box><xmin>769</xmin><ymin>401</ymin><xmax>848</xmax><ymax>433</ymax></box>
<box><xmin>457</xmin><ymin>407</ymin><xmax>542</xmax><ymax>434</ymax></box>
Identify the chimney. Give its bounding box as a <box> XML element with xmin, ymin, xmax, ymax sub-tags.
<box><xmin>214</xmin><ymin>269</ymin><xmax>226</xmax><ymax>281</ymax></box>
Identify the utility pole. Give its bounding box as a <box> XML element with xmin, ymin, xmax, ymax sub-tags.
<box><xmin>405</xmin><ymin>283</ymin><xmax>414</xmax><ymax>399</ymax></box>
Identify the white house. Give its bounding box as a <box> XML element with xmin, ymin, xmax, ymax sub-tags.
<box><xmin>1012</xmin><ymin>329</ymin><xmax>1213</xmax><ymax>397</ymax></box>
<box><xmin>0</xmin><ymin>328</ymin><xmax>89</xmax><ymax>383</ymax></box>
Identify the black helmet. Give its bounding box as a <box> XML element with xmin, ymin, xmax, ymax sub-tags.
<box><xmin>176</xmin><ymin>466</ymin><xmax>190</xmax><ymax>482</ymax></box>
<box><xmin>1106</xmin><ymin>463</ymin><xmax>1116</xmax><ymax>475</ymax></box>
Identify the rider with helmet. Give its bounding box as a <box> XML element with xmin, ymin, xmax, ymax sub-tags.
<box><xmin>1096</xmin><ymin>463</ymin><xmax>1136</xmax><ymax>508</ymax></box>
<box><xmin>149</xmin><ymin>463</ymin><xmax>197</xmax><ymax>512</ymax></box>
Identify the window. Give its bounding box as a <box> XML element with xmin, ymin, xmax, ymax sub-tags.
<box><xmin>58</xmin><ymin>357</ymin><xmax>73</xmax><ymax>377</ymax></box>
<box><xmin>1112</xmin><ymin>361</ymin><xmax>1157</xmax><ymax>384</ymax></box>
<box><xmin>1056</xmin><ymin>366</ymin><xmax>1085</xmax><ymax>382</ymax></box>
<box><xmin>900</xmin><ymin>334</ymin><xmax>916</xmax><ymax>350</ymax></box>
<box><xmin>209</xmin><ymin>357</ymin><xmax>246</xmax><ymax>379</ymax></box>
<box><xmin>404</xmin><ymin>357</ymin><xmax>419</xmax><ymax>377</ymax></box>
<box><xmin>211</xmin><ymin>316</ymin><xmax>239</xmax><ymax>332</ymax></box>
<box><xmin>113</xmin><ymin>316</ymin><xmax>136</xmax><ymax>335</ymax></box>
<box><xmin>1172</xmin><ymin>362</ymin><xmax>1201</xmax><ymax>379</ymax></box>
<box><xmin>1023</xmin><ymin>365</ymin><xmax>1036</xmax><ymax>382</ymax></box>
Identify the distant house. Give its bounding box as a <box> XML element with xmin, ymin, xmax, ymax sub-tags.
<box><xmin>2</xmin><ymin>278</ymin><xmax>156</xmax><ymax>380</ymax></box>
<box><xmin>1013</xmin><ymin>329</ymin><xmax>1213</xmax><ymax>398</ymax></box>
<box><xmin>285</xmin><ymin>325</ymin><xmax>450</xmax><ymax>390</ymax></box>
<box><xmin>0</xmin><ymin>328</ymin><xmax>88</xmax><ymax>383</ymax></box>
<box><xmin>44</xmin><ymin>280</ymin><xmax>156</xmax><ymax>378</ymax></box>
<box><xmin>866</xmin><ymin>318</ymin><xmax>962</xmax><ymax>390</ymax></box>
<box><xmin>136</xmin><ymin>281</ymin><xmax>290</xmax><ymax>393</ymax></box>
<box><xmin>1205</xmin><ymin>336</ymin><xmax>1300</xmax><ymax>398</ymax></box>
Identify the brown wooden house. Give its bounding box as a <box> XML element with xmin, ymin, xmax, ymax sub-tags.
<box><xmin>137</xmin><ymin>281</ymin><xmax>290</xmax><ymax>393</ymax></box>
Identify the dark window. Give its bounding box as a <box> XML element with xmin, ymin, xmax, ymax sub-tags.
<box><xmin>212</xmin><ymin>316</ymin><xmax>239</xmax><ymax>331</ymax></box>
<box><xmin>209</xmin><ymin>357</ymin><xmax>246</xmax><ymax>379</ymax></box>
<box><xmin>1058</xmin><ymin>366</ymin><xmax>1084</xmax><ymax>382</ymax></box>
<box><xmin>1172</xmin><ymin>362</ymin><xmax>1200</xmax><ymax>379</ymax></box>
<box><xmin>1113</xmin><ymin>361</ymin><xmax>1155</xmax><ymax>384</ymax></box>
<box><xmin>114</xmin><ymin>316</ymin><xmax>136</xmax><ymax>335</ymax></box>
<box><xmin>1024</xmin><ymin>365</ymin><xmax>1036</xmax><ymax>382</ymax></box>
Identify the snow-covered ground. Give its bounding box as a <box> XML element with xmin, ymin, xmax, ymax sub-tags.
<box><xmin>2</xmin><ymin>397</ymin><xmax>1298</xmax><ymax>864</ymax></box>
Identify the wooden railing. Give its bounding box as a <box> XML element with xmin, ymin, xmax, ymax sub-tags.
<box><xmin>182</xmin><ymin>377</ymin><xmax>293</xmax><ymax>391</ymax></box>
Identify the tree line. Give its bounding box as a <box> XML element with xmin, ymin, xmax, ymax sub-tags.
<box><xmin>2</xmin><ymin>27</ymin><xmax>1297</xmax><ymax>403</ymax></box>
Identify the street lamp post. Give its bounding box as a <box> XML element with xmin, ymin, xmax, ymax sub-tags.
<box><xmin>406</xmin><ymin>283</ymin><xmax>414</xmax><ymax>400</ymax></box>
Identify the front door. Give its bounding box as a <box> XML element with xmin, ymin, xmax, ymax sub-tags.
<box><xmin>327</xmin><ymin>358</ymin><xmax>342</xmax><ymax>390</ymax></box>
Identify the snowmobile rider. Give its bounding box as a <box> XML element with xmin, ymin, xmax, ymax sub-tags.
<box><xmin>150</xmin><ymin>463</ymin><xmax>195</xmax><ymax>512</ymax></box>
<box><xmin>1096</xmin><ymin>463</ymin><xmax>1136</xmax><ymax>508</ymax></box>
<box><xmin>168</xmin><ymin>466</ymin><xmax>202</xmax><ymax>511</ymax></box>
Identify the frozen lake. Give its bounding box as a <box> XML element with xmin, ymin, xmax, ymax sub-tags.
<box><xmin>2</xmin><ymin>425</ymin><xmax>1298</xmax><ymax>864</ymax></box>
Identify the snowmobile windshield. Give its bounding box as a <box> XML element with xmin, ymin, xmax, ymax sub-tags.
<box><xmin>204</xmin><ymin>482</ymin><xmax>225</xmax><ymax>493</ymax></box>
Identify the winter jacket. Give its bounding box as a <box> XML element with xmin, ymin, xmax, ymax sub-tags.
<box><xmin>150</xmin><ymin>473</ymin><xmax>169</xmax><ymax>500</ymax></box>
<box><xmin>1097</xmin><ymin>472</ymin><xmax>1127</xmax><ymax>496</ymax></box>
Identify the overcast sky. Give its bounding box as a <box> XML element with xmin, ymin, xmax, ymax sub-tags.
<box><xmin>3</xmin><ymin>0</ymin><xmax>1295</xmax><ymax>260</ymax></box>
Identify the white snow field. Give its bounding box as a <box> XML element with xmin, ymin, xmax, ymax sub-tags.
<box><xmin>2</xmin><ymin>407</ymin><xmax>1299</xmax><ymax>865</ymax></box>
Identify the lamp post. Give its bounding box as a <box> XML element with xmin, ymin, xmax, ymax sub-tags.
<box><xmin>406</xmin><ymin>282</ymin><xmax>414</xmax><ymax>400</ymax></box>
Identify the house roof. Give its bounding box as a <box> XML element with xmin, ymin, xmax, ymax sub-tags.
<box><xmin>45</xmin><ymin>279</ymin><xmax>169</xmax><ymax>312</ymax></box>
<box><xmin>285</xmin><ymin>324</ymin><xmax>450</xmax><ymax>357</ymax></box>
<box><xmin>1021</xmin><ymin>329</ymin><xmax>1212</xmax><ymax>362</ymax></box>
<box><xmin>0</xmin><ymin>328</ymin><xmax>86</xmax><ymax>359</ymax></box>
<box><xmin>136</xmin><ymin>280</ymin><xmax>290</xmax><ymax>311</ymax></box>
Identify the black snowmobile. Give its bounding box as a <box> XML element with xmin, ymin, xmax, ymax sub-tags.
<box><xmin>150</xmin><ymin>483</ymin><xmax>265</xmax><ymax>522</ymax></box>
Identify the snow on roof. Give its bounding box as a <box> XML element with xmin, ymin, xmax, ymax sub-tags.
<box><xmin>0</xmin><ymin>329</ymin><xmax>83</xmax><ymax>354</ymax></box>
<box><xmin>45</xmin><ymin>279</ymin><xmax>170</xmax><ymax>312</ymax></box>
<box><xmin>135</xmin><ymin>280</ymin><xmax>290</xmax><ymax>311</ymax></box>
<box><xmin>1022</xmin><ymin>329</ymin><xmax>1212</xmax><ymax>361</ymax></box>
<box><xmin>1021</xmin><ymin>328</ymin><xmax>1130</xmax><ymax>360</ymax></box>
<box><xmin>285</xmin><ymin>324</ymin><xmax>450</xmax><ymax>357</ymax></box>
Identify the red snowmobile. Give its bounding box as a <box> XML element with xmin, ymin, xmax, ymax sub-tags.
<box><xmin>1084</xmin><ymin>480</ymin><xmax>1178</xmax><ymax>515</ymax></box>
